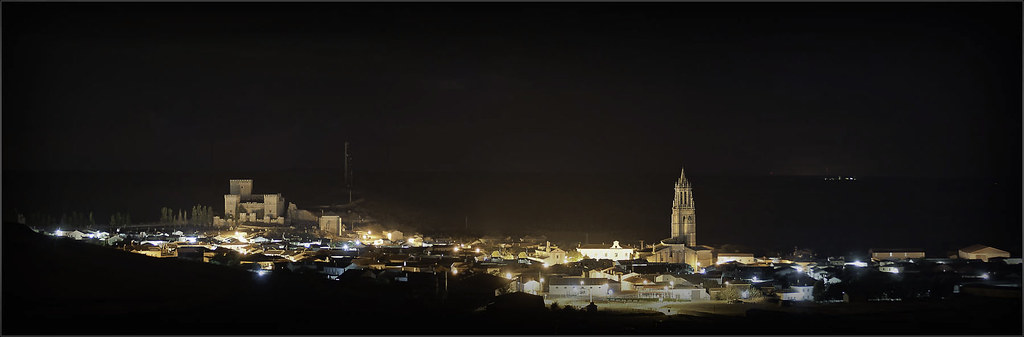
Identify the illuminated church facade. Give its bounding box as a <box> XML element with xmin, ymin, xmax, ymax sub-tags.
<box><xmin>647</xmin><ymin>166</ymin><xmax>714</xmax><ymax>268</ymax></box>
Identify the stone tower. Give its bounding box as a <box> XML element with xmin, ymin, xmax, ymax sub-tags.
<box><xmin>671</xmin><ymin>166</ymin><xmax>696</xmax><ymax>246</ymax></box>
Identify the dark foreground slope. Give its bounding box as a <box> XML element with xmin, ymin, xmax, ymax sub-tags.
<box><xmin>1</xmin><ymin>223</ymin><xmax>466</xmax><ymax>334</ymax></box>
<box><xmin>3</xmin><ymin>222</ymin><xmax>1020</xmax><ymax>334</ymax></box>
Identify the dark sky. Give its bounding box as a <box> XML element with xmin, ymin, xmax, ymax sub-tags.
<box><xmin>3</xmin><ymin>2</ymin><xmax>1021</xmax><ymax>178</ymax></box>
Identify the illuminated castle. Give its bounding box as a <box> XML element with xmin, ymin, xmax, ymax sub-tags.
<box><xmin>215</xmin><ymin>179</ymin><xmax>287</xmax><ymax>226</ymax></box>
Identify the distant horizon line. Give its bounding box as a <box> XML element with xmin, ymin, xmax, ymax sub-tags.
<box><xmin>2</xmin><ymin>168</ymin><xmax>1008</xmax><ymax>180</ymax></box>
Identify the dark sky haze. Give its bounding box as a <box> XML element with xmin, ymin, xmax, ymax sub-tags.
<box><xmin>3</xmin><ymin>2</ymin><xmax>1021</xmax><ymax>179</ymax></box>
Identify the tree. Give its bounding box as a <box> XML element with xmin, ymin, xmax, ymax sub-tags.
<box><xmin>716</xmin><ymin>287</ymin><xmax>742</xmax><ymax>301</ymax></box>
<box><xmin>210</xmin><ymin>249</ymin><xmax>242</xmax><ymax>267</ymax></box>
<box><xmin>669</xmin><ymin>263</ymin><xmax>695</xmax><ymax>275</ymax></box>
<box><xmin>160</xmin><ymin>207</ymin><xmax>173</xmax><ymax>224</ymax></box>
<box><xmin>566</xmin><ymin>250</ymin><xmax>583</xmax><ymax>262</ymax></box>
<box><xmin>812</xmin><ymin>280</ymin><xmax>826</xmax><ymax>301</ymax></box>
<box><xmin>88</xmin><ymin>212</ymin><xmax>95</xmax><ymax>228</ymax></box>
<box><xmin>747</xmin><ymin>287</ymin><xmax>765</xmax><ymax>301</ymax></box>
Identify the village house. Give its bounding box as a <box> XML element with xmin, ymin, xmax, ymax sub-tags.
<box><xmin>716</xmin><ymin>253</ymin><xmax>756</xmax><ymax>265</ymax></box>
<box><xmin>869</xmin><ymin>248</ymin><xmax>926</xmax><ymax>261</ymax></box>
<box><xmin>547</xmin><ymin>277</ymin><xmax>620</xmax><ymax>298</ymax></box>
<box><xmin>779</xmin><ymin>285</ymin><xmax>815</xmax><ymax>301</ymax></box>
<box><xmin>958</xmin><ymin>244</ymin><xmax>1011</xmax><ymax>262</ymax></box>
<box><xmin>577</xmin><ymin>241</ymin><xmax>635</xmax><ymax>261</ymax></box>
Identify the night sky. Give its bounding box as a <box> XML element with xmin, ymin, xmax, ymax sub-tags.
<box><xmin>3</xmin><ymin>2</ymin><xmax>1021</xmax><ymax>179</ymax></box>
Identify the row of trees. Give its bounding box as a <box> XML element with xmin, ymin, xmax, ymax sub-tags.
<box><xmin>108</xmin><ymin>212</ymin><xmax>132</xmax><ymax>230</ymax></box>
<box><xmin>63</xmin><ymin>211</ymin><xmax>96</xmax><ymax>228</ymax></box>
<box><xmin>159</xmin><ymin>205</ymin><xmax>216</xmax><ymax>227</ymax></box>
<box><xmin>14</xmin><ymin>210</ymin><xmax>129</xmax><ymax>231</ymax></box>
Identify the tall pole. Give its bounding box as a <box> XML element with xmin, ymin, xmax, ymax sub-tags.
<box><xmin>344</xmin><ymin>141</ymin><xmax>352</xmax><ymax>203</ymax></box>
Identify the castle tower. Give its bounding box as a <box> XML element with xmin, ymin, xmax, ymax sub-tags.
<box><xmin>229</xmin><ymin>179</ymin><xmax>253</xmax><ymax>197</ymax></box>
<box><xmin>671</xmin><ymin>166</ymin><xmax>696</xmax><ymax>246</ymax></box>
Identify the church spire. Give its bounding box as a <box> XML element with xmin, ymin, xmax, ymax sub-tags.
<box><xmin>671</xmin><ymin>164</ymin><xmax>696</xmax><ymax>246</ymax></box>
<box><xmin>677</xmin><ymin>165</ymin><xmax>689</xmax><ymax>186</ymax></box>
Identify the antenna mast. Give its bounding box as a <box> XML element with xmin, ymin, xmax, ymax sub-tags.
<box><xmin>344</xmin><ymin>141</ymin><xmax>353</xmax><ymax>203</ymax></box>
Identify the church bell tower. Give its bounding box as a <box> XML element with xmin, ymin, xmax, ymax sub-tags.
<box><xmin>671</xmin><ymin>166</ymin><xmax>696</xmax><ymax>246</ymax></box>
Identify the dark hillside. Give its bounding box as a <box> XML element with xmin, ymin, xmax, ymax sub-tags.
<box><xmin>0</xmin><ymin>223</ymin><xmax>457</xmax><ymax>334</ymax></box>
<box><xmin>3</xmin><ymin>223</ymin><xmax>1020</xmax><ymax>334</ymax></box>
